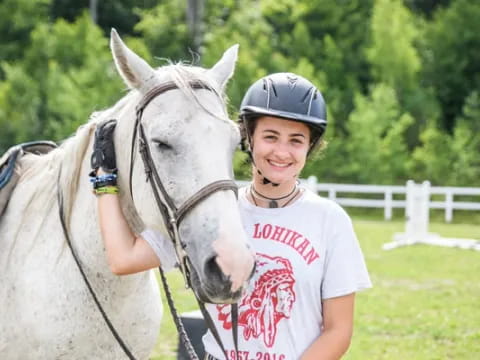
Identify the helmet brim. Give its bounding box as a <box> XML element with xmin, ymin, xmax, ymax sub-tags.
<box><xmin>240</xmin><ymin>106</ymin><xmax>327</xmax><ymax>132</ymax></box>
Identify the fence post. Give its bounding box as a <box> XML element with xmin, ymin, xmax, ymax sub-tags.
<box><xmin>445</xmin><ymin>191</ymin><xmax>453</xmax><ymax>223</ymax></box>
<box><xmin>306</xmin><ymin>176</ymin><xmax>318</xmax><ymax>193</ymax></box>
<box><xmin>328</xmin><ymin>187</ymin><xmax>336</xmax><ymax>201</ymax></box>
<box><xmin>405</xmin><ymin>180</ymin><xmax>430</xmax><ymax>241</ymax></box>
<box><xmin>384</xmin><ymin>189</ymin><xmax>393</xmax><ymax>220</ymax></box>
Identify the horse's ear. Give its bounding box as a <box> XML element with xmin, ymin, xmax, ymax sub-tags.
<box><xmin>110</xmin><ymin>28</ymin><xmax>156</xmax><ymax>90</ymax></box>
<box><xmin>207</xmin><ymin>44</ymin><xmax>239</xmax><ymax>90</ymax></box>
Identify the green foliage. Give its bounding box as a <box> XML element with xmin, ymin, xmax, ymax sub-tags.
<box><xmin>233</xmin><ymin>150</ymin><xmax>251</xmax><ymax>180</ymax></box>
<box><xmin>367</xmin><ymin>0</ymin><xmax>421</xmax><ymax>95</ymax></box>
<box><xmin>408</xmin><ymin>126</ymin><xmax>452</xmax><ymax>185</ymax></box>
<box><xmin>134</xmin><ymin>0</ymin><xmax>191</xmax><ymax>61</ymax></box>
<box><xmin>0</xmin><ymin>0</ymin><xmax>51</xmax><ymax>71</ymax></box>
<box><xmin>0</xmin><ymin>13</ymin><xmax>123</xmax><ymax>151</ymax></box>
<box><xmin>50</xmin><ymin>0</ymin><xmax>158</xmax><ymax>37</ymax></box>
<box><xmin>0</xmin><ymin>64</ymin><xmax>42</xmax><ymax>150</ymax></box>
<box><xmin>344</xmin><ymin>84</ymin><xmax>413</xmax><ymax>184</ymax></box>
<box><xmin>367</xmin><ymin>0</ymin><xmax>447</xmax><ymax>150</ymax></box>
<box><xmin>421</xmin><ymin>0</ymin><xmax>480</xmax><ymax>131</ymax></box>
<box><xmin>410</xmin><ymin>91</ymin><xmax>480</xmax><ymax>186</ymax></box>
<box><xmin>404</xmin><ymin>0</ymin><xmax>452</xmax><ymax>18</ymax></box>
<box><xmin>448</xmin><ymin>92</ymin><xmax>480</xmax><ymax>186</ymax></box>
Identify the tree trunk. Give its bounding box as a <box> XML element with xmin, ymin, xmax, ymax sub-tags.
<box><xmin>186</xmin><ymin>0</ymin><xmax>205</xmax><ymax>56</ymax></box>
<box><xmin>90</xmin><ymin>0</ymin><xmax>98</xmax><ymax>24</ymax></box>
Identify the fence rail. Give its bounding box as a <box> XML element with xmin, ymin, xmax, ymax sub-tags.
<box><xmin>237</xmin><ymin>177</ymin><xmax>480</xmax><ymax>223</ymax></box>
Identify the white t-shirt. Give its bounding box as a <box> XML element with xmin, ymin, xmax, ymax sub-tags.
<box><xmin>141</xmin><ymin>229</ymin><xmax>177</xmax><ymax>271</ymax></box>
<box><xmin>202</xmin><ymin>187</ymin><xmax>372</xmax><ymax>360</ymax></box>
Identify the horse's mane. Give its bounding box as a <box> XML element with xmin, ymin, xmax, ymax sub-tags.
<box><xmin>16</xmin><ymin>62</ymin><xmax>231</xmax><ymax>228</ymax></box>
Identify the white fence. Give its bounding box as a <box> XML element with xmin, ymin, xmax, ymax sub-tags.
<box><xmin>237</xmin><ymin>177</ymin><xmax>480</xmax><ymax>223</ymax></box>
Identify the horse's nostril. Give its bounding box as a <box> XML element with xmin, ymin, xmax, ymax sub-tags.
<box><xmin>204</xmin><ymin>256</ymin><xmax>229</xmax><ymax>284</ymax></box>
<box><xmin>198</xmin><ymin>256</ymin><xmax>244</xmax><ymax>302</ymax></box>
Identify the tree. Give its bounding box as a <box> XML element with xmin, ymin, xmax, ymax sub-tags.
<box><xmin>421</xmin><ymin>0</ymin><xmax>480</xmax><ymax>132</ymax></box>
<box><xmin>409</xmin><ymin>91</ymin><xmax>480</xmax><ymax>186</ymax></box>
<box><xmin>367</xmin><ymin>0</ymin><xmax>421</xmax><ymax>98</ymax></box>
<box><xmin>134</xmin><ymin>0</ymin><xmax>191</xmax><ymax>61</ymax></box>
<box><xmin>449</xmin><ymin>91</ymin><xmax>480</xmax><ymax>186</ymax></box>
<box><xmin>408</xmin><ymin>126</ymin><xmax>452</xmax><ymax>185</ymax></box>
<box><xmin>50</xmin><ymin>0</ymin><xmax>157</xmax><ymax>37</ymax></box>
<box><xmin>186</xmin><ymin>0</ymin><xmax>205</xmax><ymax>53</ymax></box>
<box><xmin>342</xmin><ymin>84</ymin><xmax>413</xmax><ymax>184</ymax></box>
<box><xmin>0</xmin><ymin>0</ymin><xmax>51</xmax><ymax>77</ymax></box>
<box><xmin>404</xmin><ymin>0</ymin><xmax>452</xmax><ymax>18</ymax></box>
<box><xmin>0</xmin><ymin>13</ymin><xmax>123</xmax><ymax>151</ymax></box>
<box><xmin>367</xmin><ymin>0</ymin><xmax>443</xmax><ymax>149</ymax></box>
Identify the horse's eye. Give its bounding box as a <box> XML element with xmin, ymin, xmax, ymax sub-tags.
<box><xmin>153</xmin><ymin>140</ymin><xmax>173</xmax><ymax>151</ymax></box>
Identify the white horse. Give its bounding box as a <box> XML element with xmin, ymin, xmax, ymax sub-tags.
<box><xmin>0</xmin><ymin>30</ymin><xmax>254</xmax><ymax>359</ymax></box>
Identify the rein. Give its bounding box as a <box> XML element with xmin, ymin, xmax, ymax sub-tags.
<box><xmin>57</xmin><ymin>168</ymin><xmax>136</xmax><ymax>360</ymax></box>
<box><xmin>56</xmin><ymin>80</ymin><xmax>241</xmax><ymax>360</ymax></box>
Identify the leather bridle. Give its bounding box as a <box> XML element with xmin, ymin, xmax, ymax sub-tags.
<box><xmin>129</xmin><ymin>80</ymin><xmax>242</xmax><ymax>360</ymax></box>
<box><xmin>129</xmin><ymin>81</ymin><xmax>238</xmax><ymax>281</ymax></box>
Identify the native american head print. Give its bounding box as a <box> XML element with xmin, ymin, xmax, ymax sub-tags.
<box><xmin>217</xmin><ymin>253</ymin><xmax>296</xmax><ymax>347</ymax></box>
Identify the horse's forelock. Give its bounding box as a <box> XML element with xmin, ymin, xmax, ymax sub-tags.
<box><xmin>156</xmin><ymin>63</ymin><xmax>232</xmax><ymax>124</ymax></box>
<box><xmin>162</xmin><ymin>62</ymin><xmax>222</xmax><ymax>94</ymax></box>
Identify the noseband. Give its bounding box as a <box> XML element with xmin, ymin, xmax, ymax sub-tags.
<box><xmin>129</xmin><ymin>80</ymin><xmax>240</xmax><ymax>360</ymax></box>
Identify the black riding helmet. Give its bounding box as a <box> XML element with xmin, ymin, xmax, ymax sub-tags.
<box><xmin>239</xmin><ymin>72</ymin><xmax>327</xmax><ymax>152</ymax></box>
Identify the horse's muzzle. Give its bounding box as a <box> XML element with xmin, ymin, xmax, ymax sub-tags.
<box><xmin>187</xmin><ymin>257</ymin><xmax>246</xmax><ymax>304</ymax></box>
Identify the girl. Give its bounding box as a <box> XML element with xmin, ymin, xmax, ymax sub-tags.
<box><xmin>202</xmin><ymin>73</ymin><xmax>371</xmax><ymax>360</ymax></box>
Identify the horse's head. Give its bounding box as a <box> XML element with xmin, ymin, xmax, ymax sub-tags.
<box><xmin>109</xmin><ymin>29</ymin><xmax>254</xmax><ymax>303</ymax></box>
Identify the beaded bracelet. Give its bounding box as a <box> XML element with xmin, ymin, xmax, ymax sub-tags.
<box><xmin>90</xmin><ymin>173</ymin><xmax>117</xmax><ymax>189</ymax></box>
<box><xmin>92</xmin><ymin>179</ymin><xmax>118</xmax><ymax>189</ymax></box>
<box><xmin>94</xmin><ymin>186</ymin><xmax>119</xmax><ymax>195</ymax></box>
<box><xmin>89</xmin><ymin>173</ymin><xmax>117</xmax><ymax>183</ymax></box>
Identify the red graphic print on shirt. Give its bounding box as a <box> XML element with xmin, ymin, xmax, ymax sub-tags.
<box><xmin>217</xmin><ymin>254</ymin><xmax>296</xmax><ymax>348</ymax></box>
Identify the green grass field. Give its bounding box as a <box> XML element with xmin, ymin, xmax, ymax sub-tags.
<box><xmin>149</xmin><ymin>217</ymin><xmax>480</xmax><ymax>360</ymax></box>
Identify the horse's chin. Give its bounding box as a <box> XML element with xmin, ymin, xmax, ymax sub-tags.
<box><xmin>189</xmin><ymin>267</ymin><xmax>243</xmax><ymax>304</ymax></box>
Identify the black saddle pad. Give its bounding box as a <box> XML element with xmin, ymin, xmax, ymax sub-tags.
<box><xmin>0</xmin><ymin>141</ymin><xmax>57</xmax><ymax>189</ymax></box>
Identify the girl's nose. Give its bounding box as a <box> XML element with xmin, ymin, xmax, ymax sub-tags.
<box><xmin>272</xmin><ymin>142</ymin><xmax>291</xmax><ymax>159</ymax></box>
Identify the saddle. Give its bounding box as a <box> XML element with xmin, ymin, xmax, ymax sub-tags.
<box><xmin>0</xmin><ymin>141</ymin><xmax>57</xmax><ymax>217</ymax></box>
